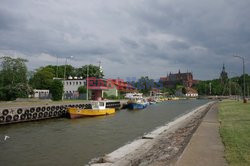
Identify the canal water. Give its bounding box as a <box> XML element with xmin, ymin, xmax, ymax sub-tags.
<box><xmin>0</xmin><ymin>99</ymin><xmax>209</xmax><ymax>166</ymax></box>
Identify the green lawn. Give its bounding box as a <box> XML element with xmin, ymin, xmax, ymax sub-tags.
<box><xmin>219</xmin><ymin>100</ymin><xmax>250</xmax><ymax>166</ymax></box>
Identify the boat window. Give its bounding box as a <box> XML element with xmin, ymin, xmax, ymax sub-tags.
<box><xmin>92</xmin><ymin>103</ymin><xmax>98</xmax><ymax>108</ymax></box>
<box><xmin>99</xmin><ymin>102</ymin><xmax>104</xmax><ymax>106</ymax></box>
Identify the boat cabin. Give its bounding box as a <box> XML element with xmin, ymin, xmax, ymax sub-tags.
<box><xmin>91</xmin><ymin>101</ymin><xmax>107</xmax><ymax>110</ymax></box>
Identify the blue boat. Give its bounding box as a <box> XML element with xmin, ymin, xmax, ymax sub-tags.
<box><xmin>126</xmin><ymin>93</ymin><xmax>149</xmax><ymax>110</ymax></box>
<box><xmin>127</xmin><ymin>102</ymin><xmax>148</xmax><ymax>109</ymax></box>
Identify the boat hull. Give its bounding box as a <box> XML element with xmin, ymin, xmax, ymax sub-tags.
<box><xmin>67</xmin><ymin>108</ymin><xmax>115</xmax><ymax>119</ymax></box>
<box><xmin>127</xmin><ymin>103</ymin><xmax>148</xmax><ymax>110</ymax></box>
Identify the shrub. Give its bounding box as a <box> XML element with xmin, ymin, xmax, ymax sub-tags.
<box><xmin>50</xmin><ymin>80</ymin><xmax>63</xmax><ymax>101</ymax></box>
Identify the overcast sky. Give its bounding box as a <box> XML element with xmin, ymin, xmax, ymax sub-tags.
<box><xmin>0</xmin><ymin>0</ymin><xmax>249</xmax><ymax>80</ymax></box>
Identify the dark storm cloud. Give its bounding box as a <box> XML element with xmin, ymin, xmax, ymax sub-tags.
<box><xmin>0</xmin><ymin>0</ymin><xmax>249</xmax><ymax>79</ymax></box>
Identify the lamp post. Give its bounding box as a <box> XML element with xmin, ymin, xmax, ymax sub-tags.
<box><xmin>63</xmin><ymin>56</ymin><xmax>73</xmax><ymax>81</ymax></box>
<box><xmin>234</xmin><ymin>55</ymin><xmax>247</xmax><ymax>103</ymax></box>
<box><xmin>63</xmin><ymin>56</ymin><xmax>73</xmax><ymax>100</ymax></box>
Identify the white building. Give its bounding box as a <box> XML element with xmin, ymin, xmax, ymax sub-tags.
<box><xmin>62</xmin><ymin>76</ymin><xmax>86</xmax><ymax>94</ymax></box>
<box><xmin>185</xmin><ymin>87</ymin><xmax>198</xmax><ymax>97</ymax></box>
<box><xmin>33</xmin><ymin>89</ymin><xmax>50</xmax><ymax>98</ymax></box>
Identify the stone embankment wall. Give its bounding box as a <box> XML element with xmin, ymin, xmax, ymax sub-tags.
<box><xmin>90</xmin><ymin>101</ymin><xmax>215</xmax><ymax>166</ymax></box>
<box><xmin>0</xmin><ymin>101</ymin><xmax>121</xmax><ymax>125</ymax></box>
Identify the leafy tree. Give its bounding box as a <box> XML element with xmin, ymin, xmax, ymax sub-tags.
<box><xmin>29</xmin><ymin>67</ymin><xmax>54</xmax><ymax>89</ymax></box>
<box><xmin>194</xmin><ymin>77</ymin><xmax>246</xmax><ymax>96</ymax></box>
<box><xmin>237</xmin><ymin>74</ymin><xmax>250</xmax><ymax>95</ymax></box>
<box><xmin>78</xmin><ymin>86</ymin><xmax>86</xmax><ymax>94</ymax></box>
<box><xmin>135</xmin><ymin>76</ymin><xmax>155</xmax><ymax>95</ymax></box>
<box><xmin>76</xmin><ymin>64</ymin><xmax>104</xmax><ymax>78</ymax></box>
<box><xmin>0</xmin><ymin>56</ymin><xmax>28</xmax><ymax>86</ymax></box>
<box><xmin>0</xmin><ymin>56</ymin><xmax>30</xmax><ymax>100</ymax></box>
<box><xmin>50</xmin><ymin>80</ymin><xmax>63</xmax><ymax>101</ymax></box>
<box><xmin>33</xmin><ymin>64</ymin><xmax>103</xmax><ymax>79</ymax></box>
<box><xmin>39</xmin><ymin>65</ymin><xmax>76</xmax><ymax>79</ymax></box>
<box><xmin>161</xmin><ymin>87</ymin><xmax>175</xmax><ymax>95</ymax></box>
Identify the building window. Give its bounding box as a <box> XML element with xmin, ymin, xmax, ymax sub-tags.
<box><xmin>70</xmin><ymin>82</ymin><xmax>72</xmax><ymax>85</ymax></box>
<box><xmin>76</xmin><ymin>82</ymin><xmax>78</xmax><ymax>85</ymax></box>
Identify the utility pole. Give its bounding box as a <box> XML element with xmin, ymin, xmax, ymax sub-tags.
<box><xmin>86</xmin><ymin>65</ymin><xmax>89</xmax><ymax>101</ymax></box>
<box><xmin>234</xmin><ymin>55</ymin><xmax>247</xmax><ymax>103</ymax></box>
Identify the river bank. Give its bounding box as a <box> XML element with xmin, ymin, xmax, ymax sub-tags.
<box><xmin>90</xmin><ymin>102</ymin><xmax>215</xmax><ymax>166</ymax></box>
<box><xmin>0</xmin><ymin>99</ymin><xmax>128</xmax><ymax>108</ymax></box>
<box><xmin>219</xmin><ymin>100</ymin><xmax>250</xmax><ymax>166</ymax></box>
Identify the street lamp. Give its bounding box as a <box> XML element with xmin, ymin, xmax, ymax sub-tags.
<box><xmin>234</xmin><ymin>55</ymin><xmax>247</xmax><ymax>103</ymax></box>
<box><xmin>63</xmin><ymin>56</ymin><xmax>73</xmax><ymax>100</ymax></box>
<box><xmin>63</xmin><ymin>56</ymin><xmax>73</xmax><ymax>80</ymax></box>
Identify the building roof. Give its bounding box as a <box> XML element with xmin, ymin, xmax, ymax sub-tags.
<box><xmin>185</xmin><ymin>87</ymin><xmax>198</xmax><ymax>94</ymax></box>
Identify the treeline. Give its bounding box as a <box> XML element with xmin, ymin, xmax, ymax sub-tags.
<box><xmin>29</xmin><ymin>64</ymin><xmax>103</xmax><ymax>89</ymax></box>
<box><xmin>0</xmin><ymin>56</ymin><xmax>103</xmax><ymax>101</ymax></box>
<box><xmin>130</xmin><ymin>76</ymin><xmax>179</xmax><ymax>95</ymax></box>
<box><xmin>194</xmin><ymin>75</ymin><xmax>250</xmax><ymax>96</ymax></box>
<box><xmin>131</xmin><ymin>75</ymin><xmax>250</xmax><ymax>97</ymax></box>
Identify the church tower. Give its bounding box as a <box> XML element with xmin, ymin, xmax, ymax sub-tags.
<box><xmin>220</xmin><ymin>64</ymin><xmax>228</xmax><ymax>84</ymax></box>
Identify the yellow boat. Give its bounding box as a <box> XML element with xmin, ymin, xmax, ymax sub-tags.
<box><xmin>67</xmin><ymin>101</ymin><xmax>115</xmax><ymax>119</ymax></box>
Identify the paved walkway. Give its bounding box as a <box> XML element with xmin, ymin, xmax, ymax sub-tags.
<box><xmin>176</xmin><ymin>104</ymin><xmax>227</xmax><ymax>166</ymax></box>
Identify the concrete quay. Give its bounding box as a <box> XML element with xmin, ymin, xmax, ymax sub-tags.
<box><xmin>89</xmin><ymin>102</ymin><xmax>223</xmax><ymax>166</ymax></box>
<box><xmin>0</xmin><ymin>100</ymin><xmax>125</xmax><ymax>125</ymax></box>
<box><xmin>175</xmin><ymin>103</ymin><xmax>227</xmax><ymax>166</ymax></box>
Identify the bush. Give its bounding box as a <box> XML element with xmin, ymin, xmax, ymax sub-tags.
<box><xmin>50</xmin><ymin>80</ymin><xmax>63</xmax><ymax>101</ymax></box>
<box><xmin>0</xmin><ymin>84</ymin><xmax>33</xmax><ymax>101</ymax></box>
<box><xmin>78</xmin><ymin>86</ymin><xmax>86</xmax><ymax>94</ymax></box>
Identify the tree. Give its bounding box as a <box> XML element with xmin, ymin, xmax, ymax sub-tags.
<box><xmin>135</xmin><ymin>76</ymin><xmax>155</xmax><ymax>95</ymax></box>
<box><xmin>76</xmin><ymin>65</ymin><xmax>104</xmax><ymax>78</ymax></box>
<box><xmin>0</xmin><ymin>56</ymin><xmax>28</xmax><ymax>86</ymax></box>
<box><xmin>161</xmin><ymin>87</ymin><xmax>175</xmax><ymax>95</ymax></box>
<box><xmin>78</xmin><ymin>86</ymin><xmax>86</xmax><ymax>94</ymax></box>
<box><xmin>50</xmin><ymin>80</ymin><xmax>63</xmax><ymax>101</ymax></box>
<box><xmin>0</xmin><ymin>56</ymin><xmax>30</xmax><ymax>100</ymax></box>
<box><xmin>29</xmin><ymin>67</ymin><xmax>54</xmax><ymax>89</ymax></box>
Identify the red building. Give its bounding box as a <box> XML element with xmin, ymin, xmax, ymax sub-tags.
<box><xmin>160</xmin><ymin>70</ymin><xmax>198</xmax><ymax>88</ymax></box>
<box><xmin>87</xmin><ymin>78</ymin><xmax>136</xmax><ymax>100</ymax></box>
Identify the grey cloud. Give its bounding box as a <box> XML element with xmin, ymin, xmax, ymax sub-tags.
<box><xmin>120</xmin><ymin>37</ymin><xmax>139</xmax><ymax>49</ymax></box>
<box><xmin>0</xmin><ymin>0</ymin><xmax>249</xmax><ymax>80</ymax></box>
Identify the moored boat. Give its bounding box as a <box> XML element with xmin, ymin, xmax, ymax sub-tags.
<box><xmin>67</xmin><ymin>101</ymin><xmax>115</xmax><ymax>119</ymax></box>
<box><xmin>125</xmin><ymin>93</ymin><xmax>149</xmax><ymax>110</ymax></box>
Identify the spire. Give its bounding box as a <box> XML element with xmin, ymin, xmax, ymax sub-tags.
<box><xmin>220</xmin><ymin>63</ymin><xmax>228</xmax><ymax>84</ymax></box>
<box><xmin>222</xmin><ymin>63</ymin><xmax>225</xmax><ymax>71</ymax></box>
<box><xmin>178</xmin><ymin>69</ymin><xmax>181</xmax><ymax>74</ymax></box>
